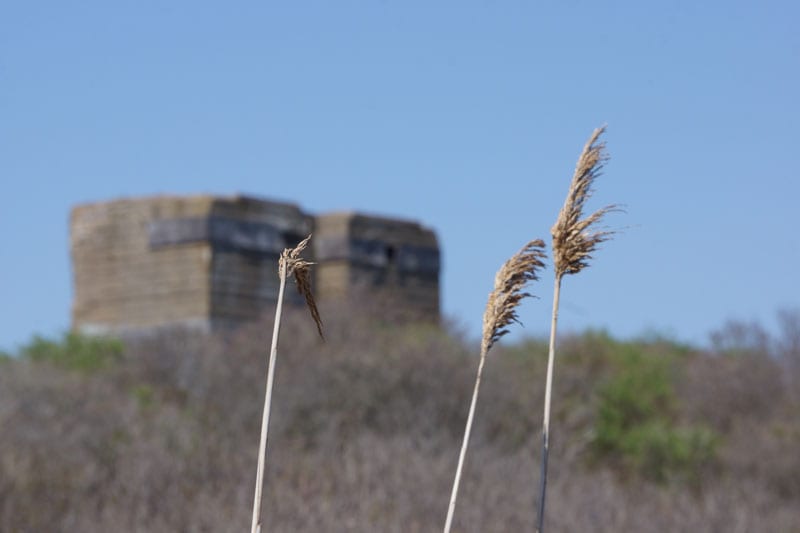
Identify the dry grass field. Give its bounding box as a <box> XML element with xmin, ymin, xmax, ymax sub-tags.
<box><xmin>1</xmin><ymin>304</ymin><xmax>799</xmax><ymax>532</ymax></box>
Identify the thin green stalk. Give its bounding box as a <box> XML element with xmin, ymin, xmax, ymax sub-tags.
<box><xmin>250</xmin><ymin>259</ymin><xmax>288</xmax><ymax>533</ymax></box>
<box><xmin>536</xmin><ymin>274</ymin><xmax>561</xmax><ymax>533</ymax></box>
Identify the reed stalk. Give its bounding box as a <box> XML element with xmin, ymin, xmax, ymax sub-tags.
<box><xmin>444</xmin><ymin>240</ymin><xmax>546</xmax><ymax>533</ymax></box>
<box><xmin>251</xmin><ymin>235</ymin><xmax>322</xmax><ymax>533</ymax></box>
<box><xmin>536</xmin><ymin>127</ymin><xmax>618</xmax><ymax>533</ymax></box>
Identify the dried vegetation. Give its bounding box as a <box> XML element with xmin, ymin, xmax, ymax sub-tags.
<box><xmin>1</xmin><ymin>306</ymin><xmax>799</xmax><ymax>532</ymax></box>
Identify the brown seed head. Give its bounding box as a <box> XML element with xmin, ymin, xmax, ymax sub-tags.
<box><xmin>551</xmin><ymin>126</ymin><xmax>619</xmax><ymax>278</ymax></box>
<box><xmin>481</xmin><ymin>239</ymin><xmax>547</xmax><ymax>355</ymax></box>
<box><xmin>280</xmin><ymin>234</ymin><xmax>324</xmax><ymax>340</ymax></box>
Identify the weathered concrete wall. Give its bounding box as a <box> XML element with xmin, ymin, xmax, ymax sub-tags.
<box><xmin>207</xmin><ymin>197</ymin><xmax>313</xmax><ymax>322</ymax></box>
<box><xmin>71</xmin><ymin>196</ymin><xmax>440</xmax><ymax>335</ymax></box>
<box><xmin>71</xmin><ymin>195</ymin><xmax>312</xmax><ymax>334</ymax></box>
<box><xmin>71</xmin><ymin>196</ymin><xmax>216</xmax><ymax>333</ymax></box>
<box><xmin>314</xmin><ymin>212</ymin><xmax>440</xmax><ymax>321</ymax></box>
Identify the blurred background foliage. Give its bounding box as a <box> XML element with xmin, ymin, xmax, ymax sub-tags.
<box><xmin>1</xmin><ymin>305</ymin><xmax>798</xmax><ymax>532</ymax></box>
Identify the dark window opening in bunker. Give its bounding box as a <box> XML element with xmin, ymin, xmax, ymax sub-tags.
<box><xmin>385</xmin><ymin>245</ymin><xmax>396</xmax><ymax>264</ymax></box>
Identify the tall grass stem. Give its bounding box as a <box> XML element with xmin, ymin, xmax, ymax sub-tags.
<box><xmin>443</xmin><ymin>345</ymin><xmax>489</xmax><ymax>533</ymax></box>
<box><xmin>536</xmin><ymin>125</ymin><xmax>617</xmax><ymax>531</ymax></box>
<box><xmin>536</xmin><ymin>275</ymin><xmax>562</xmax><ymax>533</ymax></box>
<box><xmin>443</xmin><ymin>240</ymin><xmax>546</xmax><ymax>533</ymax></box>
<box><xmin>250</xmin><ymin>259</ymin><xmax>288</xmax><ymax>533</ymax></box>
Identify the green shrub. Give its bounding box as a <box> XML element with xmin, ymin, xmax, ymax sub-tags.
<box><xmin>18</xmin><ymin>332</ymin><xmax>123</xmax><ymax>373</ymax></box>
<box><xmin>131</xmin><ymin>384</ymin><xmax>157</xmax><ymax>409</ymax></box>
<box><xmin>592</xmin><ymin>347</ymin><xmax>718</xmax><ymax>482</ymax></box>
<box><xmin>617</xmin><ymin>422</ymin><xmax>718</xmax><ymax>483</ymax></box>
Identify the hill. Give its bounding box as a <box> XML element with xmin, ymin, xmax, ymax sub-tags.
<box><xmin>1</xmin><ymin>305</ymin><xmax>798</xmax><ymax>531</ymax></box>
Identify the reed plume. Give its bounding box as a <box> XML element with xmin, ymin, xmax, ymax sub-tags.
<box><xmin>251</xmin><ymin>234</ymin><xmax>322</xmax><ymax>533</ymax></box>
<box><xmin>283</xmin><ymin>235</ymin><xmax>324</xmax><ymax>340</ymax></box>
<box><xmin>536</xmin><ymin>127</ymin><xmax>618</xmax><ymax>533</ymax></box>
<box><xmin>550</xmin><ymin>127</ymin><xmax>617</xmax><ymax>278</ymax></box>
<box><xmin>444</xmin><ymin>239</ymin><xmax>546</xmax><ymax>533</ymax></box>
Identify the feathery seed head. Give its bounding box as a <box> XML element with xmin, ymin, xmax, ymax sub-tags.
<box><xmin>280</xmin><ymin>234</ymin><xmax>324</xmax><ymax>340</ymax></box>
<box><xmin>481</xmin><ymin>239</ymin><xmax>547</xmax><ymax>355</ymax></box>
<box><xmin>551</xmin><ymin>126</ymin><xmax>618</xmax><ymax>278</ymax></box>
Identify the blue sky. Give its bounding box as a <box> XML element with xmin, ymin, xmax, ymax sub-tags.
<box><xmin>1</xmin><ymin>1</ymin><xmax>798</xmax><ymax>351</ymax></box>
